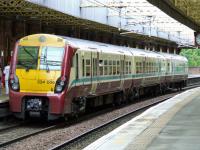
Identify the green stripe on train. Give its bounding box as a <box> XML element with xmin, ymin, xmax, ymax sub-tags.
<box><xmin>69</xmin><ymin>72</ymin><xmax>187</xmax><ymax>87</ymax></box>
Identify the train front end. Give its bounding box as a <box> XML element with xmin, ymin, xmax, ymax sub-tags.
<box><xmin>9</xmin><ymin>34</ymin><xmax>69</xmax><ymax>120</ymax></box>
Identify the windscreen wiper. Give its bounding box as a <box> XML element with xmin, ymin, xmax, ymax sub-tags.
<box><xmin>18</xmin><ymin>60</ymin><xmax>30</xmax><ymax>71</ymax></box>
<box><xmin>21</xmin><ymin>46</ymin><xmax>38</xmax><ymax>64</ymax></box>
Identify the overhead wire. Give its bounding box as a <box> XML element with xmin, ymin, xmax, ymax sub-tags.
<box><xmin>82</xmin><ymin>0</ymin><xmax>194</xmax><ymax>44</ymax></box>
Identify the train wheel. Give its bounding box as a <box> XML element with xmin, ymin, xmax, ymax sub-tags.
<box><xmin>113</xmin><ymin>92</ymin><xmax>123</xmax><ymax>106</ymax></box>
<box><xmin>135</xmin><ymin>88</ymin><xmax>140</xmax><ymax>100</ymax></box>
<box><xmin>72</xmin><ymin>97</ymin><xmax>87</xmax><ymax>114</ymax></box>
<box><xmin>128</xmin><ymin>89</ymin><xmax>135</xmax><ymax>103</ymax></box>
<box><xmin>64</xmin><ymin>115</ymin><xmax>68</xmax><ymax>121</ymax></box>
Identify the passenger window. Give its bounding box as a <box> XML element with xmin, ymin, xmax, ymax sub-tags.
<box><xmin>86</xmin><ymin>67</ymin><xmax>90</xmax><ymax>76</ymax></box>
<box><xmin>121</xmin><ymin>60</ymin><xmax>125</xmax><ymax>74</ymax></box>
<box><xmin>82</xmin><ymin>59</ymin><xmax>85</xmax><ymax>77</ymax></box>
<box><xmin>86</xmin><ymin>59</ymin><xmax>91</xmax><ymax>76</ymax></box>
<box><xmin>129</xmin><ymin>61</ymin><xmax>131</xmax><ymax>74</ymax></box>
<box><xmin>99</xmin><ymin>60</ymin><xmax>103</xmax><ymax>66</ymax></box>
<box><xmin>136</xmin><ymin>62</ymin><xmax>139</xmax><ymax>74</ymax></box>
<box><xmin>99</xmin><ymin>60</ymin><xmax>103</xmax><ymax>76</ymax></box>
<box><xmin>145</xmin><ymin>62</ymin><xmax>148</xmax><ymax>73</ymax></box>
<box><xmin>109</xmin><ymin>60</ymin><xmax>112</xmax><ymax>65</ymax></box>
<box><xmin>104</xmin><ymin>60</ymin><xmax>108</xmax><ymax>65</ymax></box>
<box><xmin>86</xmin><ymin>59</ymin><xmax>90</xmax><ymax>65</ymax></box>
<box><xmin>113</xmin><ymin>60</ymin><xmax>117</xmax><ymax>75</ymax></box>
<box><xmin>104</xmin><ymin>60</ymin><xmax>107</xmax><ymax>75</ymax></box>
<box><xmin>117</xmin><ymin>60</ymin><xmax>120</xmax><ymax>74</ymax></box>
<box><xmin>113</xmin><ymin>66</ymin><xmax>116</xmax><ymax>75</ymax></box>
<box><xmin>104</xmin><ymin>66</ymin><xmax>108</xmax><ymax>75</ymax></box>
<box><xmin>109</xmin><ymin>60</ymin><xmax>112</xmax><ymax>75</ymax></box>
<box><xmin>141</xmin><ymin>62</ymin><xmax>143</xmax><ymax>73</ymax></box>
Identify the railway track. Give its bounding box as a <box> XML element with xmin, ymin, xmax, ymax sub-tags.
<box><xmin>50</xmin><ymin>84</ymin><xmax>199</xmax><ymax>150</ymax></box>
<box><xmin>0</xmin><ymin>123</ymin><xmax>22</xmax><ymax>133</ymax></box>
<box><xmin>0</xmin><ymin>122</ymin><xmax>59</xmax><ymax>148</ymax></box>
<box><xmin>1</xmin><ymin>84</ymin><xmax>199</xmax><ymax>150</ymax></box>
<box><xmin>0</xmin><ymin>109</ymin><xmax>115</xmax><ymax>149</ymax></box>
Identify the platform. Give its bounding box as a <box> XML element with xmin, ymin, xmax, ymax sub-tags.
<box><xmin>0</xmin><ymin>88</ymin><xmax>9</xmax><ymax>103</ymax></box>
<box><xmin>0</xmin><ymin>89</ymin><xmax>9</xmax><ymax>118</ymax></box>
<box><xmin>188</xmin><ymin>74</ymin><xmax>200</xmax><ymax>79</ymax></box>
<box><xmin>84</xmin><ymin>87</ymin><xmax>200</xmax><ymax>150</ymax></box>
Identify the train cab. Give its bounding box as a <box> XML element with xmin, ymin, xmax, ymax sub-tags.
<box><xmin>9</xmin><ymin>34</ymin><xmax>70</xmax><ymax>120</ymax></box>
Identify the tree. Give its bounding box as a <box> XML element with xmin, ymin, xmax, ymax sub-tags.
<box><xmin>180</xmin><ymin>49</ymin><xmax>200</xmax><ymax>67</ymax></box>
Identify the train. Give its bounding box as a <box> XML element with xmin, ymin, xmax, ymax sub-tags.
<box><xmin>9</xmin><ymin>34</ymin><xmax>188</xmax><ymax>120</ymax></box>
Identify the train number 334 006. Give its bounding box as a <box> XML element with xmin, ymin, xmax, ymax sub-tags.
<box><xmin>37</xmin><ymin>80</ymin><xmax>55</xmax><ymax>84</ymax></box>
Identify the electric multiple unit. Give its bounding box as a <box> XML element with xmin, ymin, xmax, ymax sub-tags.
<box><xmin>9</xmin><ymin>34</ymin><xmax>188</xmax><ymax>120</ymax></box>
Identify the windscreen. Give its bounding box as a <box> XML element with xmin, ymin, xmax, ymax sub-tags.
<box><xmin>16</xmin><ymin>46</ymin><xmax>39</xmax><ymax>69</ymax></box>
<box><xmin>39</xmin><ymin>46</ymin><xmax>64</xmax><ymax>71</ymax></box>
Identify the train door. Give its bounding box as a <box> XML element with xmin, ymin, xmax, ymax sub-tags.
<box><xmin>82</xmin><ymin>51</ymin><xmax>92</xmax><ymax>87</ymax></box>
<box><xmin>79</xmin><ymin>51</ymin><xmax>85</xmax><ymax>86</ymax></box>
<box><xmin>120</xmin><ymin>55</ymin><xmax>125</xmax><ymax>89</ymax></box>
<box><xmin>171</xmin><ymin>58</ymin><xmax>174</xmax><ymax>81</ymax></box>
<box><xmin>90</xmin><ymin>51</ymin><xmax>98</xmax><ymax>94</ymax></box>
<box><xmin>141</xmin><ymin>56</ymin><xmax>146</xmax><ymax>85</ymax></box>
<box><xmin>74</xmin><ymin>52</ymin><xmax>79</xmax><ymax>87</ymax></box>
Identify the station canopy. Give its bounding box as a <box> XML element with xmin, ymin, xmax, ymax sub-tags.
<box><xmin>171</xmin><ymin>0</ymin><xmax>200</xmax><ymax>28</ymax></box>
<box><xmin>147</xmin><ymin>0</ymin><xmax>200</xmax><ymax>32</ymax></box>
<box><xmin>0</xmin><ymin>0</ymin><xmax>195</xmax><ymax>45</ymax></box>
<box><xmin>0</xmin><ymin>0</ymin><xmax>117</xmax><ymax>33</ymax></box>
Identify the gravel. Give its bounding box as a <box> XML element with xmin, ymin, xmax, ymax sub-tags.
<box><xmin>61</xmin><ymin>109</ymin><xmax>144</xmax><ymax>150</ymax></box>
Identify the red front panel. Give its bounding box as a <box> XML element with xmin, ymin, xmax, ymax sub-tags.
<box><xmin>9</xmin><ymin>90</ymin><xmax>66</xmax><ymax>114</ymax></box>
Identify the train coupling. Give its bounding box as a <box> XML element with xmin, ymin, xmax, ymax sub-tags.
<box><xmin>26</xmin><ymin>98</ymin><xmax>42</xmax><ymax>112</ymax></box>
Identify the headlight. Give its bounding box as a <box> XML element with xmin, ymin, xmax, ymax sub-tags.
<box><xmin>55</xmin><ymin>85</ymin><xmax>63</xmax><ymax>92</ymax></box>
<box><xmin>12</xmin><ymin>83</ymin><xmax>19</xmax><ymax>90</ymax></box>
<box><xmin>60</xmin><ymin>81</ymin><xmax>65</xmax><ymax>86</ymax></box>
<box><xmin>54</xmin><ymin>77</ymin><xmax>67</xmax><ymax>93</ymax></box>
<box><xmin>9</xmin><ymin>75</ymin><xmax>20</xmax><ymax>91</ymax></box>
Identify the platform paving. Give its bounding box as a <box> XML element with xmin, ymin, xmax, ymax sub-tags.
<box><xmin>147</xmin><ymin>93</ymin><xmax>200</xmax><ymax>150</ymax></box>
<box><xmin>84</xmin><ymin>87</ymin><xmax>200</xmax><ymax>150</ymax></box>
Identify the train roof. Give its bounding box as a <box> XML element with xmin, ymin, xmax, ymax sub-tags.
<box><xmin>61</xmin><ymin>34</ymin><xmax>187</xmax><ymax>62</ymax></box>
<box><xmin>62</xmin><ymin>36</ymin><xmax>132</xmax><ymax>56</ymax></box>
<box><xmin>160</xmin><ymin>52</ymin><xmax>188</xmax><ymax>62</ymax></box>
<box><xmin>19</xmin><ymin>34</ymin><xmax>187</xmax><ymax>62</ymax></box>
<box><xmin>61</xmin><ymin>35</ymin><xmax>166</xmax><ymax>59</ymax></box>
